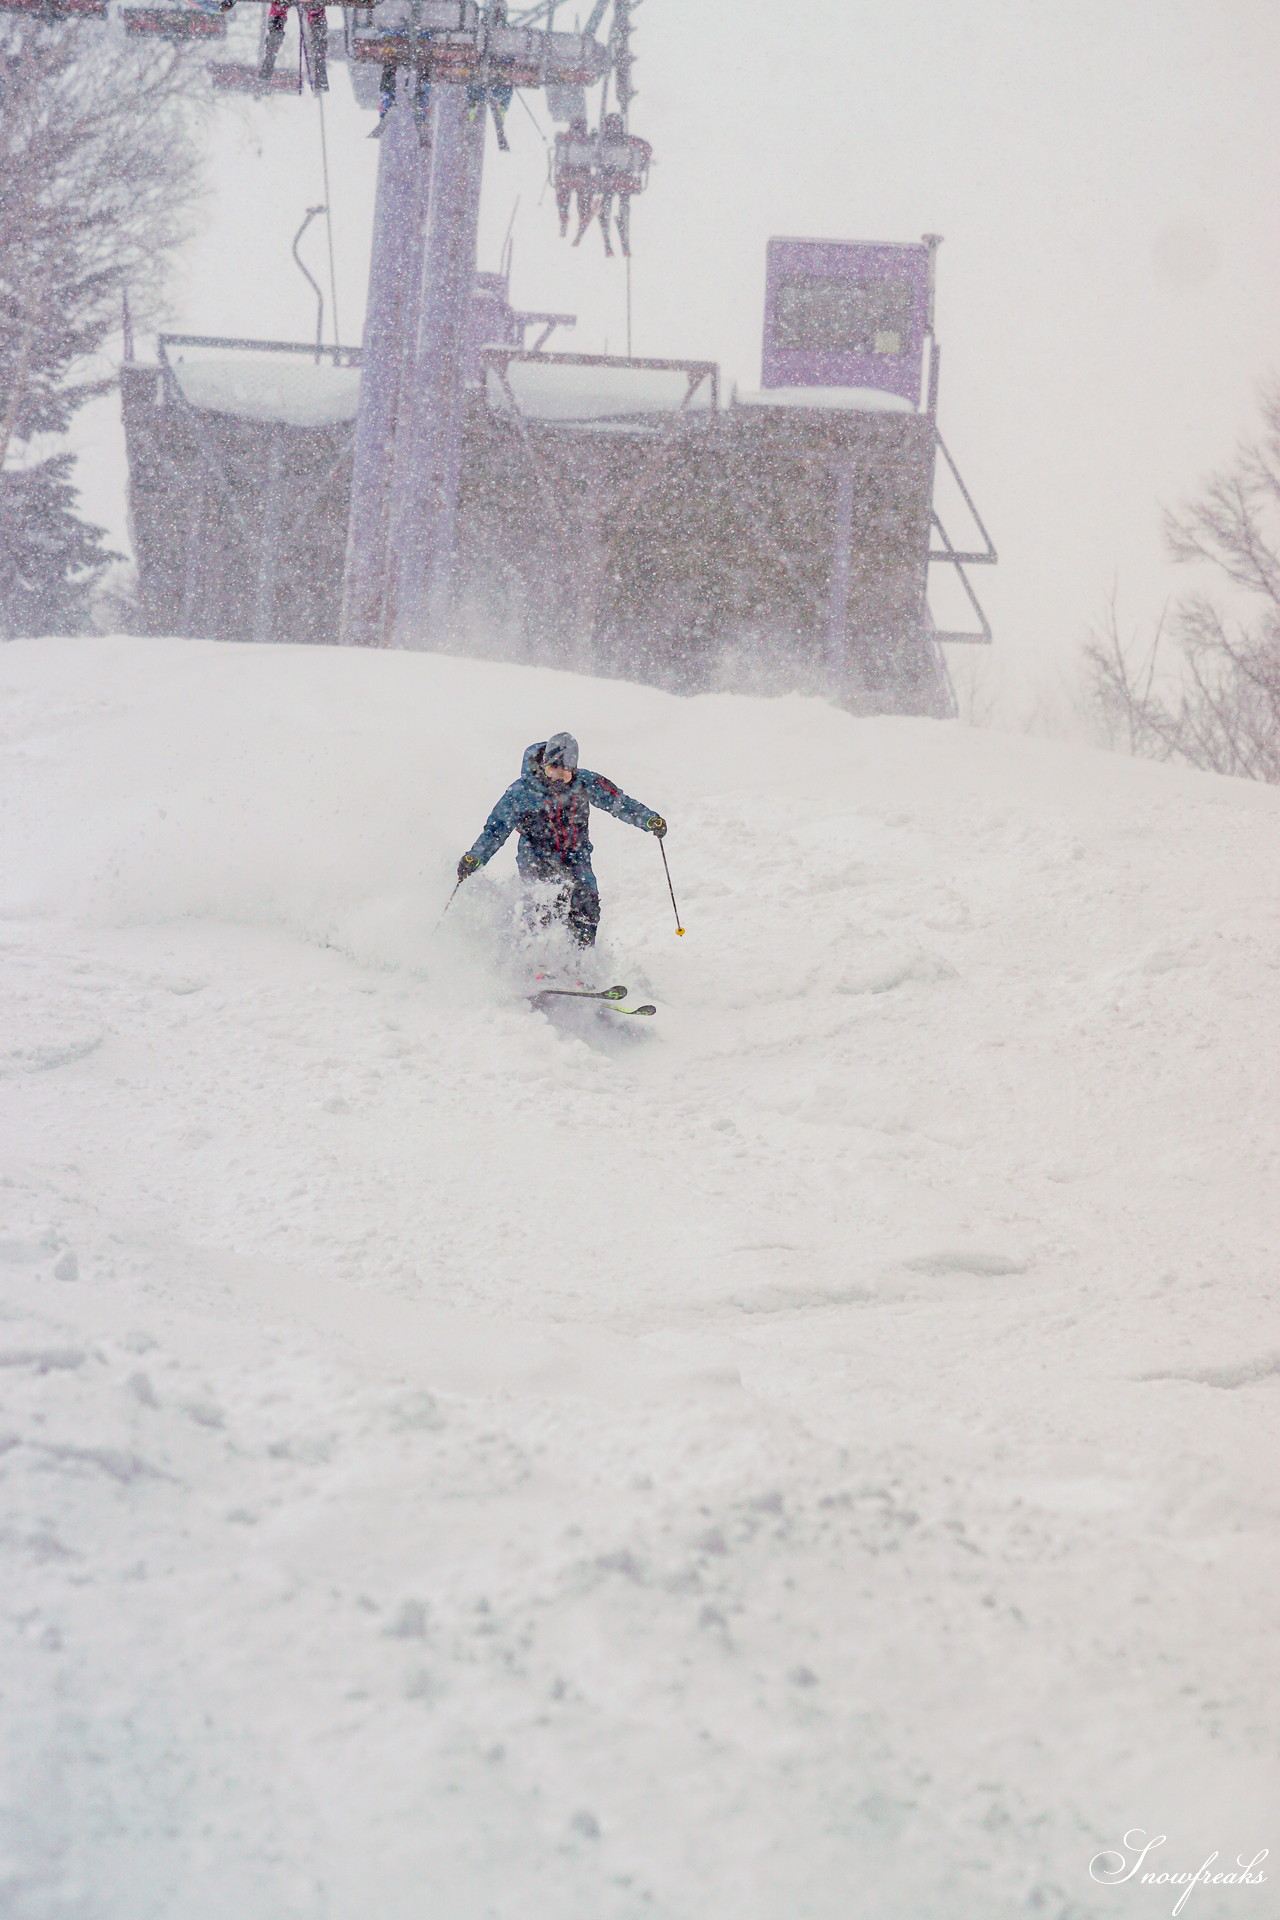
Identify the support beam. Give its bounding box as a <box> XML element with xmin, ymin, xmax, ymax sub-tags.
<box><xmin>339</xmin><ymin>91</ymin><xmax>432</xmax><ymax>648</ymax></box>
<box><xmin>253</xmin><ymin>432</ymin><xmax>284</xmax><ymax>643</ymax></box>
<box><xmin>824</xmin><ymin>454</ymin><xmax>856</xmax><ymax>688</ymax></box>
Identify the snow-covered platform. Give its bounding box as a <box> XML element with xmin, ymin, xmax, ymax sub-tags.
<box><xmin>735</xmin><ymin>383</ymin><xmax>917</xmax><ymax>413</ymax></box>
<box><xmin>2</xmin><ymin>639</ymin><xmax>1276</xmax><ymax>1917</ymax></box>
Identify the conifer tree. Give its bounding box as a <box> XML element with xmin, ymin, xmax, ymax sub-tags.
<box><xmin>0</xmin><ymin>18</ymin><xmax>203</xmax><ymax>636</ymax></box>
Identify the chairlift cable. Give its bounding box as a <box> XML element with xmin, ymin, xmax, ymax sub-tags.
<box><xmin>315</xmin><ymin>87</ymin><xmax>341</xmax><ymax>350</ymax></box>
<box><xmin>514</xmin><ymin>83</ymin><xmax>549</xmax><ymax>147</ymax></box>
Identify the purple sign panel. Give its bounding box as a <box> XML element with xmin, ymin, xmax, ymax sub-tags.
<box><xmin>762</xmin><ymin>238</ymin><xmax>932</xmax><ymax>405</ymax></box>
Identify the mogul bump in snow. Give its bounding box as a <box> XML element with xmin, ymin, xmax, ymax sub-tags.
<box><xmin>456</xmin><ymin>732</ymin><xmax>665</xmax><ymax>948</ymax></box>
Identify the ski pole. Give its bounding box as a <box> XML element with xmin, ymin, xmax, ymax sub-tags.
<box><xmin>434</xmin><ymin>879</ymin><xmax>463</xmax><ymax>932</ymax></box>
<box><xmin>657</xmin><ymin>836</ymin><xmax>685</xmax><ymax>936</ymax></box>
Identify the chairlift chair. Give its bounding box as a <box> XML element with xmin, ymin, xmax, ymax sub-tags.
<box><xmin>553</xmin><ymin>115</ymin><xmax>595</xmax><ymax>241</ymax></box>
<box><xmin>594</xmin><ymin>112</ymin><xmax>649</xmax><ymax>257</ymax></box>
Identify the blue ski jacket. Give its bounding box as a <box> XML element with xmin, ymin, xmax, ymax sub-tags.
<box><xmin>467</xmin><ymin>742</ymin><xmax>659</xmax><ymax>877</ymax></box>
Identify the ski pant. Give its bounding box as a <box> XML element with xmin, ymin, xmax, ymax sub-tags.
<box><xmin>263</xmin><ymin>1</ymin><xmax>327</xmax><ymax>86</ymax></box>
<box><xmin>562</xmin><ymin>185</ymin><xmax>594</xmax><ymax>244</ymax></box>
<box><xmin>465</xmin><ymin>80</ymin><xmax>512</xmax><ymax>149</ymax></box>
<box><xmin>596</xmin><ymin>189</ymin><xmax>633</xmax><ymax>256</ymax></box>
<box><xmin>377</xmin><ymin>61</ymin><xmax>431</xmax><ymax>134</ymax></box>
<box><xmin>516</xmin><ymin>850</ymin><xmax>601</xmax><ymax>948</ymax></box>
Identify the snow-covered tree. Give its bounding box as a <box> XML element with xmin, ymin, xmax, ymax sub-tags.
<box><xmin>0</xmin><ymin>17</ymin><xmax>203</xmax><ymax>636</ymax></box>
<box><xmin>0</xmin><ymin>450</ymin><xmax>118</xmax><ymax>636</ymax></box>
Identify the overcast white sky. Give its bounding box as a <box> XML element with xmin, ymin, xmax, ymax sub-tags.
<box><xmin>74</xmin><ymin>0</ymin><xmax>1280</xmax><ymax>713</ymax></box>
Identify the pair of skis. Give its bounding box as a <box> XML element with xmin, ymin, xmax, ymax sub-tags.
<box><xmin>530</xmin><ymin>983</ymin><xmax>656</xmax><ymax>1018</ymax></box>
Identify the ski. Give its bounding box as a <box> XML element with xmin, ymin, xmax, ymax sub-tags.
<box><xmin>529</xmin><ymin>983</ymin><xmax>656</xmax><ymax>1016</ymax></box>
<box><xmin>529</xmin><ymin>983</ymin><xmax>628</xmax><ymax>1005</ymax></box>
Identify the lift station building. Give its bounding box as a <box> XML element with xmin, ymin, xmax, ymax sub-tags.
<box><xmin>121</xmin><ymin>235</ymin><xmax>995</xmax><ymax>718</ymax></box>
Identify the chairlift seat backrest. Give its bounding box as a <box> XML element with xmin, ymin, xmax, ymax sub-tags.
<box><xmin>598</xmin><ymin>132</ymin><xmax>650</xmax><ymax>191</ymax></box>
<box><xmin>540</xmin><ymin>29</ymin><xmax>606</xmax><ymax>85</ymax></box>
<box><xmin>346</xmin><ymin>6</ymin><xmax>604</xmax><ymax>83</ymax></box>
<box><xmin>210</xmin><ymin>58</ymin><xmax>299</xmax><ymax>87</ymax></box>
<box><xmin>123</xmin><ymin>6</ymin><xmax>226</xmax><ymax>37</ymax></box>
<box><xmin>0</xmin><ymin>0</ymin><xmax>108</xmax><ymax>17</ymax></box>
<box><xmin>555</xmin><ymin>132</ymin><xmax>596</xmax><ymax>178</ymax></box>
<box><xmin>347</xmin><ymin>0</ymin><xmax>469</xmax><ymax>35</ymax></box>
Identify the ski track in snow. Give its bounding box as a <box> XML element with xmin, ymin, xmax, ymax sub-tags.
<box><xmin>0</xmin><ymin>639</ymin><xmax>1277</xmax><ymax>1920</ymax></box>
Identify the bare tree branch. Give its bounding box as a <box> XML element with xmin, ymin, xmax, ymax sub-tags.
<box><xmin>0</xmin><ymin>18</ymin><xmax>205</xmax><ymax>455</ymax></box>
<box><xmin>1086</xmin><ymin>383</ymin><xmax>1280</xmax><ymax>784</ymax></box>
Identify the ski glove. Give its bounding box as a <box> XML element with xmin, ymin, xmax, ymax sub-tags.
<box><xmin>645</xmin><ymin>814</ymin><xmax>667</xmax><ymax>838</ymax></box>
<box><xmin>457</xmin><ymin>851</ymin><xmax>481</xmax><ymax>881</ymax></box>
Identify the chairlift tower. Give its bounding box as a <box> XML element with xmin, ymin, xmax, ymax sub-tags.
<box><xmin>337</xmin><ymin>0</ymin><xmax>617</xmax><ymax>648</ymax></box>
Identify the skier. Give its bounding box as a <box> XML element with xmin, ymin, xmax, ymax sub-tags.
<box><xmin>370</xmin><ymin>58</ymin><xmax>433</xmax><ymax>148</ymax></box>
<box><xmin>259</xmin><ymin>0</ymin><xmax>327</xmax><ymax>90</ymax></box>
<box><xmin>595</xmin><ymin>112</ymin><xmax>651</xmax><ymax>257</ymax></box>
<box><xmin>466</xmin><ymin>74</ymin><xmax>513</xmax><ymax>151</ymax></box>
<box><xmin>554</xmin><ymin>115</ymin><xmax>596</xmax><ymax>243</ymax></box>
<box><xmin>465</xmin><ymin>0</ymin><xmax>513</xmax><ymax>150</ymax></box>
<box><xmin>456</xmin><ymin>732</ymin><xmax>666</xmax><ymax>949</ymax></box>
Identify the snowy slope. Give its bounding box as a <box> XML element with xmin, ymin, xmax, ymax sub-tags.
<box><xmin>0</xmin><ymin>637</ymin><xmax>1276</xmax><ymax>1920</ymax></box>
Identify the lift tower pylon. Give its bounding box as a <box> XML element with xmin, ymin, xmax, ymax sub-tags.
<box><xmin>339</xmin><ymin>82</ymin><xmax>433</xmax><ymax>650</ymax></box>
<box><xmin>336</xmin><ymin>0</ymin><xmax>614</xmax><ymax>650</ymax></box>
<box><xmin>387</xmin><ymin>81</ymin><xmax>485</xmax><ymax>648</ymax></box>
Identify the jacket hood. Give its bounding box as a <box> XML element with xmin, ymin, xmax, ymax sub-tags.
<box><xmin>522</xmin><ymin>740</ymin><xmax>579</xmax><ymax>783</ymax></box>
<box><xmin>543</xmin><ymin>731</ymin><xmax>579</xmax><ymax>770</ymax></box>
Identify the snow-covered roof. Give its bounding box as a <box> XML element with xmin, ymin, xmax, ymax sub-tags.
<box><xmin>735</xmin><ymin>384</ymin><xmax>916</xmax><ymax>414</ymax></box>
<box><xmin>167</xmin><ymin>356</ymin><xmax>361</xmax><ymax>430</ymax></box>
<box><xmin>163</xmin><ymin>352</ymin><xmax>714</xmax><ymax>432</ymax></box>
<box><xmin>485</xmin><ymin>359</ymin><xmax>713</xmax><ymax>427</ymax></box>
